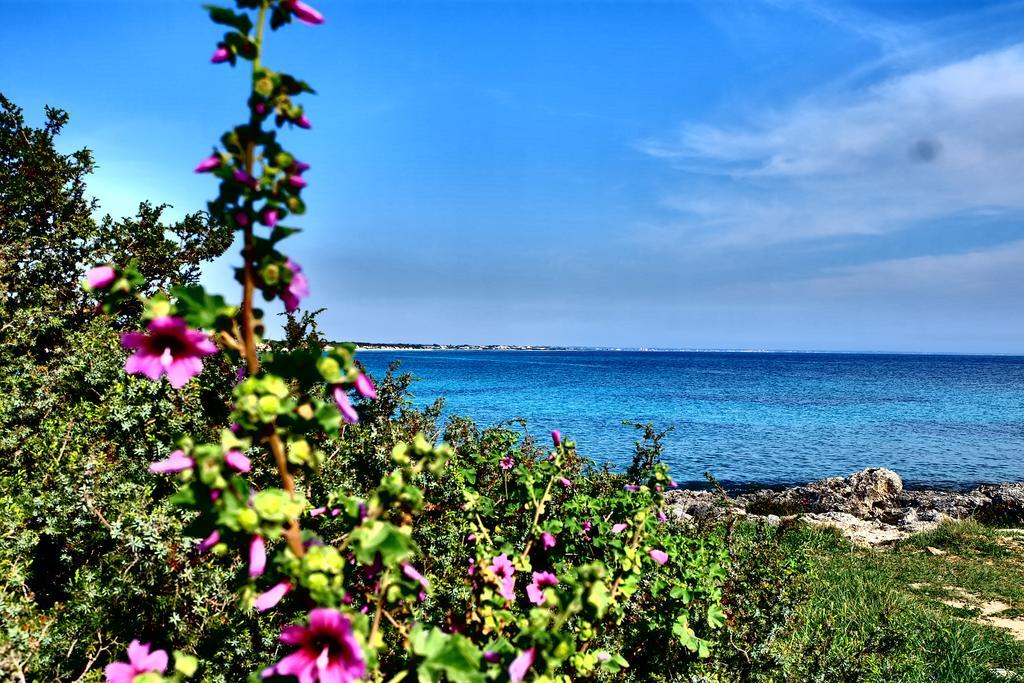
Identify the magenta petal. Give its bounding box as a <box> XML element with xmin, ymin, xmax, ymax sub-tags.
<box><xmin>127</xmin><ymin>640</ymin><xmax>167</xmax><ymax>674</ymax></box>
<box><xmin>279</xmin><ymin>624</ymin><xmax>308</xmax><ymax>646</ymax></box>
<box><xmin>197</xmin><ymin>530</ymin><xmax>220</xmax><ymax>553</ymax></box>
<box><xmin>104</xmin><ymin>662</ymin><xmax>136</xmax><ymax>683</ymax></box>
<box><xmin>273</xmin><ymin>650</ymin><xmax>318</xmax><ymax>678</ymax></box>
<box><xmin>355</xmin><ymin>373</ymin><xmax>377</xmax><ymax>399</ymax></box>
<box><xmin>224</xmin><ymin>449</ymin><xmax>251</xmax><ymax>473</ymax></box>
<box><xmin>249</xmin><ymin>535</ymin><xmax>266</xmax><ymax>578</ymax></box>
<box><xmin>125</xmin><ymin>351</ymin><xmax>164</xmax><ymax>381</ymax></box>
<box><xmin>87</xmin><ymin>265</ymin><xmax>116</xmax><ymax>289</ymax></box>
<box><xmin>165</xmin><ymin>356</ymin><xmax>201</xmax><ymax>388</ymax></box>
<box><xmin>551</xmin><ymin>429</ymin><xmax>562</xmax><ymax>447</ymax></box>
<box><xmin>508</xmin><ymin>648</ymin><xmax>535</xmax><ymax>683</ymax></box>
<box><xmin>255</xmin><ymin>581</ymin><xmax>291</xmax><ymax>611</ymax></box>
<box><xmin>120</xmin><ymin>332</ymin><xmax>146</xmax><ymax>350</ymax></box>
<box><xmin>149</xmin><ymin>450</ymin><xmax>195</xmax><ymax>474</ymax></box>
<box><xmin>611</xmin><ymin>523</ymin><xmax>628</xmax><ymax>533</ymax></box>
<box><xmin>649</xmin><ymin>549</ymin><xmax>669</xmax><ymax>565</ymax></box>
<box><xmin>332</xmin><ymin>386</ymin><xmax>359</xmax><ymax>424</ymax></box>
<box><xmin>526</xmin><ymin>583</ymin><xmax>544</xmax><ymax>606</ymax></box>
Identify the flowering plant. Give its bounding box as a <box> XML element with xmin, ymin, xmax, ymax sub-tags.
<box><xmin>86</xmin><ymin>2</ymin><xmax>728</xmax><ymax>681</ymax></box>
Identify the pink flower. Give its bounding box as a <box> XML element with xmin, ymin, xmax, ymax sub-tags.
<box><xmin>255</xmin><ymin>102</ymin><xmax>267</xmax><ymax>115</ymax></box>
<box><xmin>104</xmin><ymin>640</ymin><xmax>168</xmax><ymax>683</ymax></box>
<box><xmin>292</xmin><ymin>160</ymin><xmax>311</xmax><ymax>174</ymax></box>
<box><xmin>235</xmin><ymin>210</ymin><xmax>251</xmax><ymax>227</ymax></box>
<box><xmin>288</xmin><ymin>175</ymin><xmax>308</xmax><ymax>189</ymax></box>
<box><xmin>197</xmin><ymin>530</ymin><xmax>221</xmax><ymax>553</ymax></box>
<box><xmin>355</xmin><ymin>373</ymin><xmax>377</xmax><ymax>399</ymax></box>
<box><xmin>122</xmin><ymin>316</ymin><xmax>217</xmax><ymax>388</ymax></box>
<box><xmin>211</xmin><ymin>45</ymin><xmax>230</xmax><ymax>63</ymax></box>
<box><xmin>250</xmin><ymin>535</ymin><xmax>266</xmax><ymax>578</ymax></box>
<box><xmin>282</xmin><ymin>259</ymin><xmax>310</xmax><ymax>312</ymax></box>
<box><xmin>255</xmin><ymin>581</ymin><xmax>292</xmax><ymax>611</ymax></box>
<box><xmin>402</xmin><ymin>563</ymin><xmax>430</xmax><ymax>593</ymax></box>
<box><xmin>287</xmin><ymin>0</ymin><xmax>325</xmax><ymax>25</ymax></box>
<box><xmin>526</xmin><ymin>571</ymin><xmax>558</xmax><ymax>606</ymax></box>
<box><xmin>508</xmin><ymin>648</ymin><xmax>535</xmax><ymax>683</ymax></box>
<box><xmin>649</xmin><ymin>549</ymin><xmax>669</xmax><ymax>565</ymax></box>
<box><xmin>86</xmin><ymin>265</ymin><xmax>116</xmax><ymax>290</ymax></box>
<box><xmin>295</xmin><ymin>113</ymin><xmax>312</xmax><ymax>129</ymax></box>
<box><xmin>500</xmin><ymin>457</ymin><xmax>514</xmax><ymax>470</ymax></box>
<box><xmin>541</xmin><ymin>532</ymin><xmax>556</xmax><ymax>550</ymax></box>
<box><xmin>194</xmin><ymin>153</ymin><xmax>221</xmax><ymax>173</ymax></box>
<box><xmin>551</xmin><ymin>430</ymin><xmax>562</xmax><ymax>447</ymax></box>
<box><xmin>310</xmin><ymin>506</ymin><xmax>327</xmax><ymax>517</ymax></box>
<box><xmin>225</xmin><ymin>449</ymin><xmax>251</xmax><ymax>473</ymax></box>
<box><xmin>489</xmin><ymin>554</ymin><xmax>516</xmax><ymax>601</ymax></box>
<box><xmin>332</xmin><ymin>386</ymin><xmax>359</xmax><ymax>424</ymax></box>
<box><xmin>559</xmin><ymin>477</ymin><xmax>572</xmax><ymax>488</ymax></box>
<box><xmin>624</xmin><ymin>484</ymin><xmax>639</xmax><ymax>492</ymax></box>
<box><xmin>149</xmin><ymin>450</ymin><xmax>195</xmax><ymax>474</ymax></box>
<box><xmin>483</xmin><ymin>651</ymin><xmax>501</xmax><ymax>664</ymax></box>
<box><xmin>260</xmin><ymin>207</ymin><xmax>279</xmax><ymax>227</ymax></box>
<box><xmin>658</xmin><ymin>510</ymin><xmax>667</xmax><ymax>523</ymax></box>
<box><xmin>611</xmin><ymin>523</ymin><xmax>628</xmax><ymax>534</ymax></box>
<box><xmin>263</xmin><ymin>609</ymin><xmax>366</xmax><ymax>683</ymax></box>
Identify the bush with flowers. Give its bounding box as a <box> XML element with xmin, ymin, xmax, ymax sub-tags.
<box><xmin>72</xmin><ymin>2</ymin><xmax>735</xmax><ymax>681</ymax></box>
<box><xmin>0</xmin><ymin>2</ymin><xmax>761</xmax><ymax>681</ymax></box>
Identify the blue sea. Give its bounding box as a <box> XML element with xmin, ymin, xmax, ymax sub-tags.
<box><xmin>358</xmin><ymin>351</ymin><xmax>1024</xmax><ymax>488</ymax></box>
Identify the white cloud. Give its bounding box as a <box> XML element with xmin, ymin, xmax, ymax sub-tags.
<box><xmin>644</xmin><ymin>45</ymin><xmax>1024</xmax><ymax>246</ymax></box>
<box><xmin>791</xmin><ymin>239</ymin><xmax>1024</xmax><ymax>300</ymax></box>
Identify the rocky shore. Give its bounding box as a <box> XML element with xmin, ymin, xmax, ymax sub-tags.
<box><xmin>665</xmin><ymin>468</ymin><xmax>1024</xmax><ymax>546</ymax></box>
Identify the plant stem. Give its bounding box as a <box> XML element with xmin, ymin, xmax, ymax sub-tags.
<box><xmin>243</xmin><ymin>0</ymin><xmax>305</xmax><ymax>558</ymax></box>
<box><xmin>520</xmin><ymin>474</ymin><xmax>556</xmax><ymax>559</ymax></box>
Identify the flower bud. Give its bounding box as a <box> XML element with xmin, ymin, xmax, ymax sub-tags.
<box><xmin>355</xmin><ymin>373</ymin><xmax>377</xmax><ymax>399</ymax></box>
<box><xmin>86</xmin><ymin>265</ymin><xmax>116</xmax><ymax>290</ymax></box>
<box><xmin>260</xmin><ymin>207</ymin><xmax>279</xmax><ymax>227</ymax></box>
<box><xmin>287</xmin><ymin>0</ymin><xmax>325</xmax><ymax>25</ymax></box>
<box><xmin>210</xmin><ymin>46</ymin><xmax>230</xmax><ymax>63</ymax></box>
<box><xmin>194</xmin><ymin>153</ymin><xmax>221</xmax><ymax>173</ymax></box>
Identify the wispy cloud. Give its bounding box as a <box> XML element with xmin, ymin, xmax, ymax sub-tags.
<box><xmin>643</xmin><ymin>43</ymin><xmax>1024</xmax><ymax>247</ymax></box>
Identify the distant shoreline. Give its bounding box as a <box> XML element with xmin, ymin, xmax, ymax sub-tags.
<box><xmin>353</xmin><ymin>344</ymin><xmax>1023</xmax><ymax>357</ymax></box>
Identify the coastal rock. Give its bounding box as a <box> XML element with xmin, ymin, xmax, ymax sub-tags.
<box><xmin>735</xmin><ymin>467</ymin><xmax>903</xmax><ymax>519</ymax></box>
<box><xmin>665</xmin><ymin>468</ymin><xmax>1024</xmax><ymax>547</ymax></box>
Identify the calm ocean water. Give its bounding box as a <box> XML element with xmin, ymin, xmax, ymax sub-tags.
<box><xmin>358</xmin><ymin>351</ymin><xmax>1024</xmax><ymax>488</ymax></box>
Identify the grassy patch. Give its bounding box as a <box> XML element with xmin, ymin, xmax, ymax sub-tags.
<box><xmin>710</xmin><ymin>519</ymin><xmax>1024</xmax><ymax>682</ymax></box>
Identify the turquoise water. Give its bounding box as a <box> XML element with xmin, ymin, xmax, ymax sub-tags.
<box><xmin>358</xmin><ymin>351</ymin><xmax>1024</xmax><ymax>487</ymax></box>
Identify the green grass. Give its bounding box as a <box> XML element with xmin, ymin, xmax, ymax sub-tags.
<box><xmin>775</xmin><ymin>521</ymin><xmax>1024</xmax><ymax>682</ymax></box>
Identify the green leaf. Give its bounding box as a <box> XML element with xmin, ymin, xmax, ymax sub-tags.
<box><xmin>350</xmin><ymin>520</ymin><xmax>416</xmax><ymax>566</ymax></box>
<box><xmin>410</xmin><ymin>626</ymin><xmax>484</xmax><ymax>683</ymax></box>
<box><xmin>587</xmin><ymin>580</ymin><xmax>610</xmax><ymax>619</ymax></box>
<box><xmin>205</xmin><ymin>5</ymin><xmax>253</xmax><ymax>33</ymax></box>
<box><xmin>173</xmin><ymin>651</ymin><xmax>199</xmax><ymax>678</ymax></box>
<box><xmin>171</xmin><ymin>285</ymin><xmax>235</xmax><ymax>330</ymax></box>
<box><xmin>706</xmin><ymin>603</ymin><xmax>726</xmax><ymax>629</ymax></box>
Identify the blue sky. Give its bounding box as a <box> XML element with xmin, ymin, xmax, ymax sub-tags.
<box><xmin>5</xmin><ymin>0</ymin><xmax>1024</xmax><ymax>352</ymax></box>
